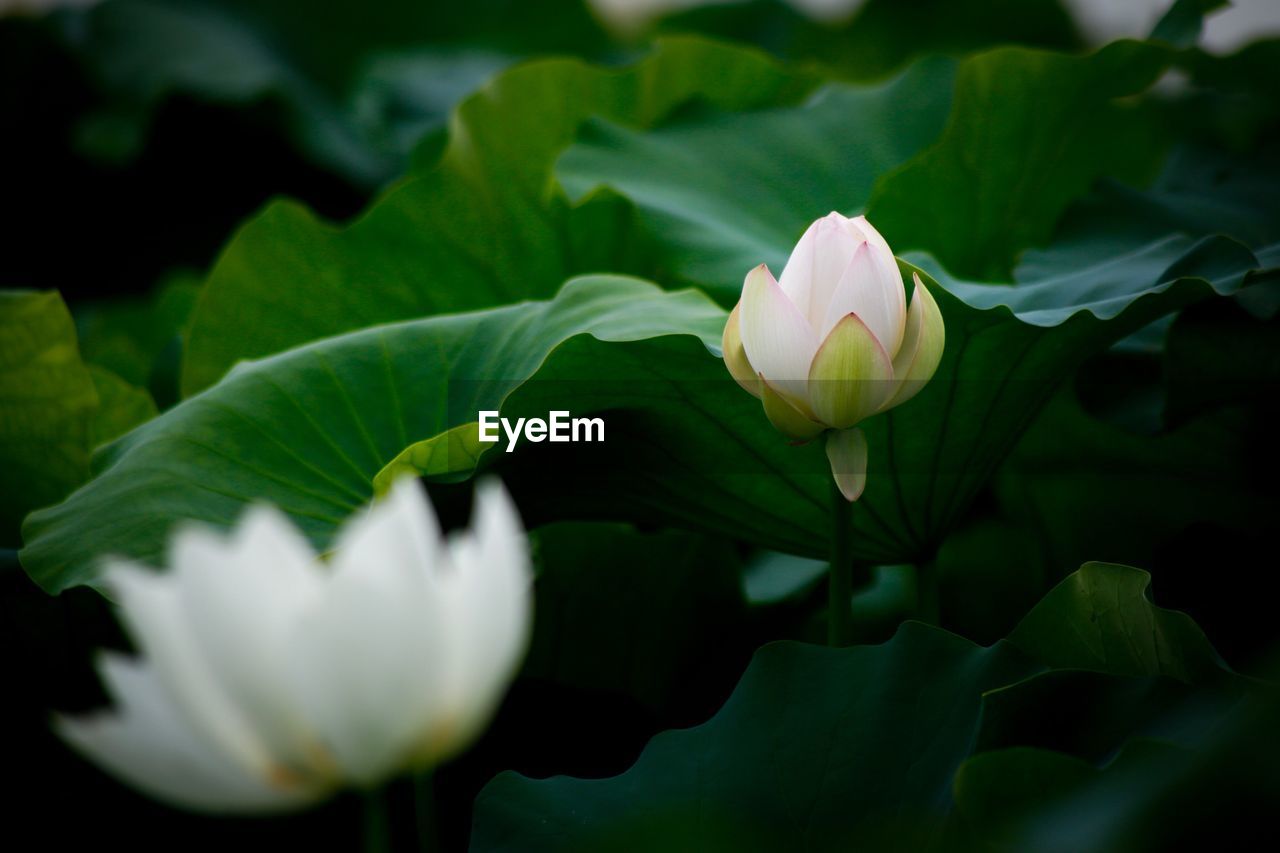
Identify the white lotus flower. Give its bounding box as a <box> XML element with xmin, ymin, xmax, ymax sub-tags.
<box><xmin>55</xmin><ymin>478</ymin><xmax>532</xmax><ymax>813</ymax></box>
<box><xmin>722</xmin><ymin>212</ymin><xmax>944</xmax><ymax>500</ymax></box>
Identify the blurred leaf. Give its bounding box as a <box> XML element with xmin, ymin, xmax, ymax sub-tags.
<box><xmin>1149</xmin><ymin>0</ymin><xmax>1227</xmax><ymax>48</ymax></box>
<box><xmin>556</xmin><ymin>41</ymin><xmax>1216</xmax><ymax>301</ymax></box>
<box><xmin>0</xmin><ymin>290</ymin><xmax>154</xmax><ymax>545</ymax></box>
<box><xmin>1047</xmin><ymin>144</ymin><xmax>1280</xmax><ymax>256</ymax></box>
<box><xmin>556</xmin><ymin>56</ymin><xmax>957</xmax><ymax>299</ymax></box>
<box><xmin>87</xmin><ymin>366</ymin><xmax>158</xmax><ymax>448</ymax></box>
<box><xmin>867</xmin><ymin>41</ymin><xmax>1169</xmax><ymax>280</ymax></box>
<box><xmin>347</xmin><ymin>48</ymin><xmax>510</xmax><ymax>165</ymax></box>
<box><xmin>1176</xmin><ymin>39</ymin><xmax>1280</xmax><ymax>136</ymax></box>
<box><xmin>655</xmin><ymin>0</ymin><xmax>1081</xmax><ymax>81</ymax></box>
<box><xmin>61</xmin><ymin>0</ymin><xmax>611</xmax><ymax>185</ymax></box>
<box><xmin>75</xmin><ymin>273</ymin><xmax>200</xmax><ymax>408</ymax></box>
<box><xmin>181</xmin><ymin>37</ymin><xmax>820</xmax><ymax>393</ymax></box>
<box><xmin>0</xmin><ymin>291</ymin><xmax>98</xmax><ymax>543</ymax></box>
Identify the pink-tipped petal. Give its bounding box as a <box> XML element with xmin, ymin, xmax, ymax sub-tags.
<box><xmin>738</xmin><ymin>264</ymin><xmax>818</xmax><ymax>411</ymax></box>
<box><xmin>826</xmin><ymin>428</ymin><xmax>868</xmax><ymax>502</ymax></box>
<box><xmin>881</xmin><ymin>272</ymin><xmax>946</xmax><ymax>411</ymax></box>
<box><xmin>721</xmin><ymin>302</ymin><xmax>762</xmax><ymax>399</ymax></box>
<box><xmin>844</xmin><ymin>216</ymin><xmax>906</xmax><ymax>340</ymax></box>
<box><xmin>819</xmin><ymin>241</ymin><xmax>905</xmax><ymax>358</ymax></box>
<box><xmin>807</xmin><ymin>312</ymin><xmax>895</xmax><ymax>430</ymax></box>
<box><xmin>804</xmin><ymin>214</ymin><xmax>860</xmax><ymax>331</ymax></box>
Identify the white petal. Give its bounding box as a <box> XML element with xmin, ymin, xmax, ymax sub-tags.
<box><xmin>738</xmin><ymin>264</ymin><xmax>819</xmax><ymax>410</ymax></box>
<box><xmin>56</xmin><ymin>655</ymin><xmax>321</xmax><ymax>813</ymax></box>
<box><xmin>285</xmin><ymin>571</ymin><xmax>449</xmax><ymax>785</ymax></box>
<box><xmin>106</xmin><ymin>557</ymin><xmax>278</xmax><ymax>783</ymax></box>
<box><xmin>844</xmin><ymin>215</ymin><xmax>906</xmax><ymax>349</ymax></box>
<box><xmin>804</xmin><ymin>213</ymin><xmax>860</xmax><ymax>331</ymax></box>
<box><xmin>436</xmin><ymin>480</ymin><xmax>532</xmax><ymax>753</ymax></box>
<box><xmin>820</xmin><ymin>241</ymin><xmax>906</xmax><ymax>355</ymax></box>
<box><xmin>175</xmin><ymin>507</ymin><xmax>324</xmax><ymax>773</ymax></box>
<box><xmin>776</xmin><ymin>219</ymin><xmax>820</xmax><ymax>319</ymax></box>
<box><xmin>330</xmin><ymin>475</ymin><xmax>442</xmax><ymax>586</ymax></box>
<box><xmin>286</xmin><ymin>478</ymin><xmax>451</xmax><ymax>784</ymax></box>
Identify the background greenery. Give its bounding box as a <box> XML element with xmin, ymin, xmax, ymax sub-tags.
<box><xmin>2</xmin><ymin>0</ymin><xmax>1278</xmax><ymax>849</ymax></box>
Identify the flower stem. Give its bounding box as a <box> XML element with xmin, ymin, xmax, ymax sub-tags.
<box><xmin>828</xmin><ymin>483</ymin><xmax>854</xmax><ymax>646</ymax></box>
<box><xmin>363</xmin><ymin>787</ymin><xmax>392</xmax><ymax>853</ymax></box>
<box><xmin>414</xmin><ymin>770</ymin><xmax>440</xmax><ymax>853</ymax></box>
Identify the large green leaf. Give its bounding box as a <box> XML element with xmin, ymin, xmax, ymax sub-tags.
<box><xmin>556</xmin><ymin>56</ymin><xmax>957</xmax><ymax>299</ymax></box>
<box><xmin>469</xmin><ymin>564</ymin><xmax>1236</xmax><ymax>851</ymax></box>
<box><xmin>180</xmin><ymin>37</ymin><xmax>821</xmax><ymax>393</ymax></box>
<box><xmin>866</xmin><ymin>40</ymin><xmax>1169</xmax><ymax>280</ymax></box>
<box><xmin>970</xmin><ymin>563</ymin><xmax>1243</xmax><ymax>766</ymax></box>
<box><xmin>556</xmin><ymin>40</ymin><xmax>1171</xmax><ymax>296</ymax></box>
<box><xmin>21</xmin><ymin>277</ymin><xmax>722</xmax><ymax>591</ymax></box>
<box><xmin>475</xmin><ymin>624</ymin><xmax>1034</xmax><ymax>852</ymax></box>
<box><xmin>21</xmin><ymin>226</ymin><xmax>1270</xmax><ymax>592</ymax></box>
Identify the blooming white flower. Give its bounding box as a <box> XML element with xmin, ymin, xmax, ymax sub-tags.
<box><xmin>722</xmin><ymin>212</ymin><xmax>944</xmax><ymax>500</ymax></box>
<box><xmin>56</xmin><ymin>478</ymin><xmax>532</xmax><ymax>813</ymax></box>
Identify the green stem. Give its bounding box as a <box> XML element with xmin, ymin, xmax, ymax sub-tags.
<box><xmin>828</xmin><ymin>484</ymin><xmax>854</xmax><ymax>647</ymax></box>
<box><xmin>363</xmin><ymin>787</ymin><xmax>392</xmax><ymax>853</ymax></box>
<box><xmin>414</xmin><ymin>770</ymin><xmax>440</xmax><ymax>853</ymax></box>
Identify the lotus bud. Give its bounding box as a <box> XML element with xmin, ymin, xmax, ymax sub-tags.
<box><xmin>721</xmin><ymin>212</ymin><xmax>945</xmax><ymax>499</ymax></box>
<box><xmin>55</xmin><ymin>478</ymin><xmax>532</xmax><ymax>813</ymax></box>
